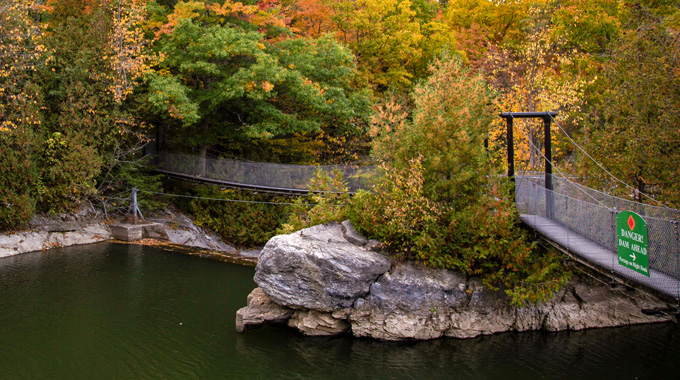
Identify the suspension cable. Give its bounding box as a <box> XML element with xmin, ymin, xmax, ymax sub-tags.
<box><xmin>510</xmin><ymin>115</ymin><xmax>612</xmax><ymax>211</ymax></box>
<box><xmin>137</xmin><ymin>190</ymin><xmax>345</xmax><ymax>207</ymax></box>
<box><xmin>548</xmin><ymin>113</ymin><xmax>670</xmax><ymax>209</ymax></box>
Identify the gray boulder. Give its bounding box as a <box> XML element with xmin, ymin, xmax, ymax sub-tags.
<box><xmin>254</xmin><ymin>223</ymin><xmax>392</xmax><ymax>312</ymax></box>
<box><xmin>236</xmin><ymin>287</ymin><xmax>293</xmax><ymax>333</ymax></box>
<box><xmin>350</xmin><ymin>262</ymin><xmax>471</xmax><ymax>340</ymax></box>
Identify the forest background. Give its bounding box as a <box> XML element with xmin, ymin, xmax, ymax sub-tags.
<box><xmin>2</xmin><ymin>0</ymin><xmax>680</xmax><ymax>303</ymax></box>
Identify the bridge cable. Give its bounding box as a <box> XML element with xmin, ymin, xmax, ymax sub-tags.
<box><xmin>548</xmin><ymin>113</ymin><xmax>670</xmax><ymax>209</ymax></box>
<box><xmin>510</xmin><ymin>115</ymin><xmax>612</xmax><ymax>211</ymax></box>
<box><xmin>514</xmin><ymin>117</ymin><xmax>622</xmax><ymax>284</ymax></box>
<box><xmin>137</xmin><ymin>190</ymin><xmax>345</xmax><ymax>207</ymax></box>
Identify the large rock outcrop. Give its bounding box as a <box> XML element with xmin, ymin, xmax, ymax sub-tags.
<box><xmin>238</xmin><ymin>222</ymin><xmax>673</xmax><ymax>341</ymax></box>
<box><xmin>254</xmin><ymin>223</ymin><xmax>392</xmax><ymax>312</ymax></box>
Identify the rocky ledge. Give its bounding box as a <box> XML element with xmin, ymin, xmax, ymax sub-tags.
<box><xmin>0</xmin><ymin>209</ymin><xmax>236</xmax><ymax>258</ymax></box>
<box><xmin>236</xmin><ymin>221</ymin><xmax>672</xmax><ymax>341</ymax></box>
<box><xmin>0</xmin><ymin>220</ymin><xmax>111</xmax><ymax>258</ymax></box>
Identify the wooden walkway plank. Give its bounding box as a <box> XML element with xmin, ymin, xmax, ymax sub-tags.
<box><xmin>521</xmin><ymin>214</ymin><xmax>680</xmax><ymax>300</ymax></box>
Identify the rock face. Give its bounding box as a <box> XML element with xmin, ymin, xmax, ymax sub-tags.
<box><xmin>148</xmin><ymin>212</ymin><xmax>235</xmax><ymax>252</ymax></box>
<box><xmin>350</xmin><ymin>262</ymin><xmax>471</xmax><ymax>340</ymax></box>
<box><xmin>0</xmin><ymin>210</ymin><xmax>236</xmax><ymax>259</ymax></box>
<box><xmin>239</xmin><ymin>221</ymin><xmax>672</xmax><ymax>341</ymax></box>
<box><xmin>235</xmin><ymin>288</ymin><xmax>293</xmax><ymax>333</ymax></box>
<box><xmin>0</xmin><ymin>224</ymin><xmax>112</xmax><ymax>258</ymax></box>
<box><xmin>254</xmin><ymin>223</ymin><xmax>392</xmax><ymax>312</ymax></box>
<box><xmin>288</xmin><ymin>309</ymin><xmax>350</xmax><ymax>336</ymax></box>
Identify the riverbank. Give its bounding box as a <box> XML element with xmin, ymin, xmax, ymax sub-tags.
<box><xmin>0</xmin><ymin>208</ymin><xmax>259</xmax><ymax>266</ymax></box>
<box><xmin>3</xmin><ymin>213</ymin><xmax>676</xmax><ymax>341</ymax></box>
<box><xmin>0</xmin><ymin>213</ymin><xmax>111</xmax><ymax>258</ymax></box>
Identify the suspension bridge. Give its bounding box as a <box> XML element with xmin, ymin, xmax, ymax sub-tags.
<box><xmin>151</xmin><ymin>151</ymin><xmax>371</xmax><ymax>194</ymax></box>
<box><xmin>148</xmin><ymin>112</ymin><xmax>680</xmax><ymax>303</ymax></box>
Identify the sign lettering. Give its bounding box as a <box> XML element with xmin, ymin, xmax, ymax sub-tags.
<box><xmin>616</xmin><ymin>211</ymin><xmax>649</xmax><ymax>277</ymax></box>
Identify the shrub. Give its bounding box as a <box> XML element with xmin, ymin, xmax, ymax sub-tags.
<box><xmin>176</xmin><ymin>184</ymin><xmax>291</xmax><ymax>247</ymax></box>
<box><xmin>279</xmin><ymin>169</ymin><xmax>351</xmax><ymax>234</ymax></box>
<box><xmin>0</xmin><ymin>128</ymin><xmax>39</xmax><ymax>230</ymax></box>
<box><xmin>350</xmin><ymin>53</ymin><xmax>570</xmax><ymax>305</ymax></box>
<box><xmin>348</xmin><ymin>156</ymin><xmax>442</xmax><ymax>261</ymax></box>
<box><xmin>37</xmin><ymin>132</ymin><xmax>101</xmax><ymax>214</ymax></box>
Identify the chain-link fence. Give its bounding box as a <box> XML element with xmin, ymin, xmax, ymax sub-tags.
<box><xmin>154</xmin><ymin>151</ymin><xmax>372</xmax><ymax>193</ymax></box>
<box><xmin>516</xmin><ymin>173</ymin><xmax>680</xmax><ymax>298</ymax></box>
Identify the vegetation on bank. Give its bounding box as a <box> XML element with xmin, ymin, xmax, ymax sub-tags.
<box><xmin>2</xmin><ymin>0</ymin><xmax>680</xmax><ymax>303</ymax></box>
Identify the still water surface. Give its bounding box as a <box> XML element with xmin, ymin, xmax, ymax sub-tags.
<box><xmin>0</xmin><ymin>243</ymin><xmax>678</xmax><ymax>379</ymax></box>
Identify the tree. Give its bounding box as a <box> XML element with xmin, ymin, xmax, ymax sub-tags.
<box><xmin>282</xmin><ymin>0</ymin><xmax>335</xmax><ymax>37</ymax></box>
<box><xmin>109</xmin><ymin>0</ymin><xmax>159</xmax><ymax>104</ymax></box>
<box><xmin>279</xmin><ymin>0</ymin><xmax>456</xmax><ymax>93</ymax></box>
<box><xmin>351</xmin><ymin>54</ymin><xmax>569</xmax><ymax>305</ymax></box>
<box><xmin>36</xmin><ymin>0</ymin><xmax>159</xmax><ymax>214</ymax></box>
<box><xmin>444</xmin><ymin>0</ymin><xmax>532</xmax><ymax>48</ymax></box>
<box><xmin>0</xmin><ymin>0</ymin><xmax>45</xmax><ymax>133</ymax></box>
<box><xmin>147</xmin><ymin>1</ymin><xmax>370</xmax><ymax>168</ymax></box>
<box><xmin>487</xmin><ymin>3</ymin><xmax>589</xmax><ymax>172</ymax></box>
<box><xmin>549</xmin><ymin>0</ymin><xmax>622</xmax><ymax>56</ymax></box>
<box><xmin>579</xmin><ymin>6</ymin><xmax>680</xmax><ymax>207</ymax></box>
<box><xmin>325</xmin><ymin>0</ymin><xmax>428</xmax><ymax>91</ymax></box>
<box><xmin>0</xmin><ymin>0</ymin><xmax>47</xmax><ymax>228</ymax></box>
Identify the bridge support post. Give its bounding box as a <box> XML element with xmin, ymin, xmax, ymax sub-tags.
<box><xmin>544</xmin><ymin>116</ymin><xmax>554</xmax><ymax>219</ymax></box>
<box><xmin>506</xmin><ymin>117</ymin><xmax>515</xmax><ymax>182</ymax></box>
<box><xmin>505</xmin><ymin>116</ymin><xmax>516</xmax><ymax>202</ymax></box>
<box><xmin>673</xmin><ymin>220</ymin><xmax>680</xmax><ymax>311</ymax></box>
<box><xmin>500</xmin><ymin>111</ymin><xmax>557</xmax><ymax>210</ymax></box>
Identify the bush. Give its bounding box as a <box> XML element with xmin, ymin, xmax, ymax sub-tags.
<box><xmin>0</xmin><ymin>129</ymin><xmax>39</xmax><ymax>230</ymax></box>
<box><xmin>176</xmin><ymin>168</ymin><xmax>352</xmax><ymax>247</ymax></box>
<box><xmin>278</xmin><ymin>169</ymin><xmax>351</xmax><ymax>234</ymax></box>
<box><xmin>175</xmin><ymin>184</ymin><xmax>292</xmax><ymax>247</ymax></box>
<box><xmin>348</xmin><ymin>156</ymin><xmax>442</xmax><ymax>261</ymax></box>
<box><xmin>37</xmin><ymin>132</ymin><xmax>100</xmax><ymax>214</ymax></box>
<box><xmin>350</xmin><ymin>54</ymin><xmax>570</xmax><ymax>305</ymax></box>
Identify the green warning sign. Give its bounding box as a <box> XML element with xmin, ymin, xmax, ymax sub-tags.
<box><xmin>616</xmin><ymin>211</ymin><xmax>649</xmax><ymax>277</ymax></box>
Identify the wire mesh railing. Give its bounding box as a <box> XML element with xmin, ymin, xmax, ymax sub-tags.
<box><xmin>153</xmin><ymin>151</ymin><xmax>373</xmax><ymax>193</ymax></box>
<box><xmin>516</xmin><ymin>173</ymin><xmax>680</xmax><ymax>297</ymax></box>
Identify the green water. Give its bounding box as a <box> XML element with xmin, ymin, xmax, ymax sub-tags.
<box><xmin>1</xmin><ymin>243</ymin><xmax>679</xmax><ymax>379</ymax></box>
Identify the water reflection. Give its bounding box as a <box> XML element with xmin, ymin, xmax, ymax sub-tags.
<box><xmin>0</xmin><ymin>243</ymin><xmax>678</xmax><ymax>380</ymax></box>
<box><xmin>232</xmin><ymin>323</ymin><xmax>680</xmax><ymax>380</ymax></box>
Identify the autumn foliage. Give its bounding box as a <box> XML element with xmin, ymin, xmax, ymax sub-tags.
<box><xmin>350</xmin><ymin>55</ymin><xmax>570</xmax><ymax>305</ymax></box>
<box><xmin>1</xmin><ymin>0</ymin><xmax>678</xmax><ymax>305</ymax></box>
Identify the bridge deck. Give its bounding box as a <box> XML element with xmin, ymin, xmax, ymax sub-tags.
<box><xmin>521</xmin><ymin>214</ymin><xmax>679</xmax><ymax>300</ymax></box>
